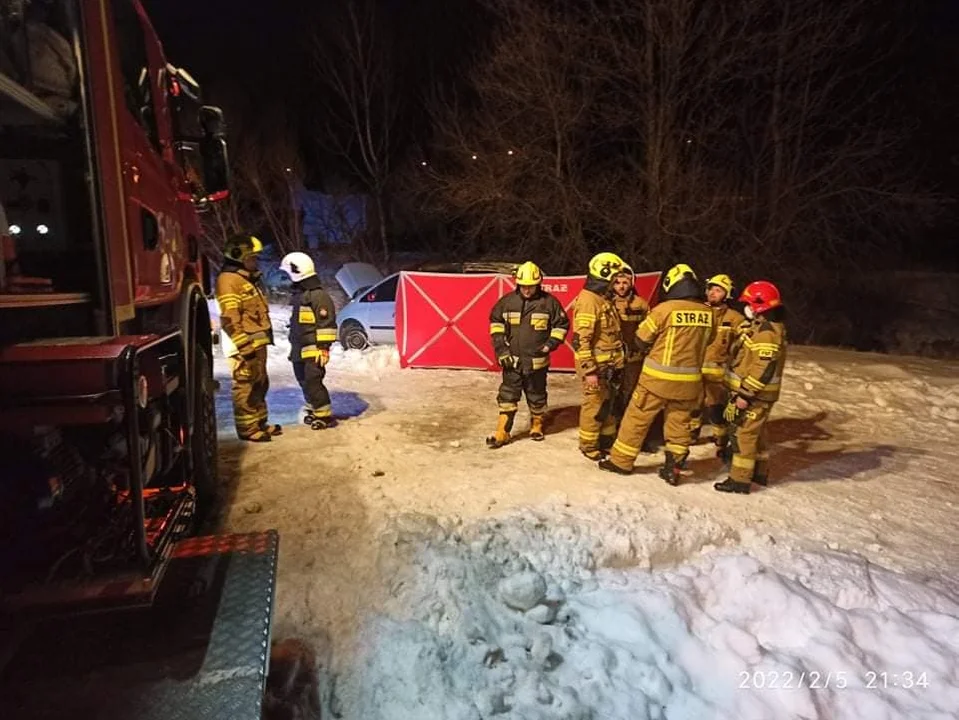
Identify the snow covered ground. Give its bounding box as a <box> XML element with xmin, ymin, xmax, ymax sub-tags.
<box><xmin>211</xmin><ymin>304</ymin><xmax>959</xmax><ymax>720</ymax></box>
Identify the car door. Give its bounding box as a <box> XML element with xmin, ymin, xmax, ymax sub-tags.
<box><xmin>363</xmin><ymin>274</ymin><xmax>399</xmax><ymax>344</ymax></box>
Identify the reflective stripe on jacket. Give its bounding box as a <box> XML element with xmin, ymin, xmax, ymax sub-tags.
<box><xmin>636</xmin><ymin>299</ymin><xmax>716</xmax><ymax>400</ymax></box>
<box><xmin>571</xmin><ymin>285</ymin><xmax>624</xmax><ymax>376</ymax></box>
<box><xmin>289</xmin><ymin>275</ymin><xmax>337</xmax><ymax>362</ymax></box>
<box><xmin>489</xmin><ymin>289</ymin><xmax>569</xmax><ymax>372</ymax></box>
<box><xmin>215</xmin><ymin>265</ymin><xmax>273</xmax><ymax>358</ymax></box>
<box><xmin>725</xmin><ymin>317</ymin><xmax>787</xmax><ymax>403</ymax></box>
<box><xmin>702</xmin><ymin>303</ymin><xmax>746</xmax><ymax>381</ymax></box>
<box><xmin>612</xmin><ymin>292</ymin><xmax>650</xmax><ymax>363</ymax></box>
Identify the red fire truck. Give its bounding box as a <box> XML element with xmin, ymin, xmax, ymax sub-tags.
<box><xmin>0</xmin><ymin>2</ymin><xmax>277</xmax><ymax>717</ymax></box>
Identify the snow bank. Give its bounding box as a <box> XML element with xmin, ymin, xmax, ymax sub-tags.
<box><xmin>343</xmin><ymin>510</ymin><xmax>959</xmax><ymax>720</ymax></box>
<box><xmin>329</xmin><ymin>344</ymin><xmax>401</xmax><ymax>376</ymax></box>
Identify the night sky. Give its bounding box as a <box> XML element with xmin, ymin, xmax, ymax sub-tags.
<box><xmin>143</xmin><ymin>0</ymin><xmax>959</xmax><ymax>265</ymax></box>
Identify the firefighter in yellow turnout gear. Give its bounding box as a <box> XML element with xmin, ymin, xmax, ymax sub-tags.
<box><xmin>599</xmin><ymin>264</ymin><xmax>715</xmax><ymax>483</ymax></box>
<box><xmin>695</xmin><ymin>274</ymin><xmax>745</xmax><ymax>455</ymax></box>
<box><xmin>571</xmin><ymin>252</ymin><xmax>629</xmax><ymax>460</ymax></box>
<box><xmin>487</xmin><ymin>261</ymin><xmax>569</xmax><ymax>448</ymax></box>
<box><xmin>280</xmin><ymin>252</ymin><xmax>339</xmax><ymax>430</ymax></box>
<box><xmin>610</xmin><ymin>268</ymin><xmax>650</xmax><ymax>423</ymax></box>
<box><xmin>216</xmin><ymin>234</ymin><xmax>278</xmax><ymax>442</ymax></box>
<box><xmin>715</xmin><ymin>281</ymin><xmax>787</xmax><ymax>494</ymax></box>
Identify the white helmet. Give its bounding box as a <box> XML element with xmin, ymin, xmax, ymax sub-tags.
<box><xmin>279</xmin><ymin>252</ymin><xmax>316</xmax><ymax>282</ymax></box>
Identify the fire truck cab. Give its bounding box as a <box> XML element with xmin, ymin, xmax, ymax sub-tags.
<box><xmin>0</xmin><ymin>2</ymin><xmax>278</xmax><ymax>718</ymax></box>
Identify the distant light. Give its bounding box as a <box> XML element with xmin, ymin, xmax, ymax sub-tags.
<box><xmin>507</xmin><ymin>150</ymin><xmax>514</xmax><ymax>155</ymax></box>
<box><xmin>285</xmin><ymin>167</ymin><xmax>293</xmax><ymax>173</ymax></box>
<box><xmin>421</xmin><ymin>161</ymin><xmax>427</xmax><ymax>166</ymax></box>
<box><xmin>686</xmin><ymin>139</ymin><xmax>692</xmax><ymax>144</ymax></box>
<box><xmin>9</xmin><ymin>224</ymin><xmax>21</xmax><ymax>235</ymax></box>
<box><xmin>37</xmin><ymin>224</ymin><xmax>50</xmax><ymax>235</ymax></box>
<box><xmin>471</xmin><ymin>154</ymin><xmax>477</xmax><ymax>160</ymax></box>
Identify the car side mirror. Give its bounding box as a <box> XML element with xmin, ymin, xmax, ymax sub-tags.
<box><xmin>197</xmin><ymin>106</ymin><xmax>230</xmax><ymax>204</ymax></box>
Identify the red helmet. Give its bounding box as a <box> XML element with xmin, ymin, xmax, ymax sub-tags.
<box><xmin>740</xmin><ymin>280</ymin><xmax>782</xmax><ymax>315</ymax></box>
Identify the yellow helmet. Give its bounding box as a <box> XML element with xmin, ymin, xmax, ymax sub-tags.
<box><xmin>224</xmin><ymin>233</ymin><xmax>264</xmax><ymax>262</ymax></box>
<box><xmin>663</xmin><ymin>263</ymin><xmax>697</xmax><ymax>293</ymax></box>
<box><xmin>706</xmin><ymin>273</ymin><xmax>733</xmax><ymax>295</ymax></box>
<box><xmin>588</xmin><ymin>252</ymin><xmax>627</xmax><ymax>281</ymax></box>
<box><xmin>515</xmin><ymin>261</ymin><xmax>543</xmax><ymax>286</ymax></box>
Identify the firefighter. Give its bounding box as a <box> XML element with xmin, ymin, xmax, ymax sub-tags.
<box><xmin>486</xmin><ymin>261</ymin><xmax>569</xmax><ymax>448</ymax></box>
<box><xmin>715</xmin><ymin>280</ymin><xmax>787</xmax><ymax>494</ymax></box>
<box><xmin>694</xmin><ymin>273</ymin><xmax>745</xmax><ymax>456</ymax></box>
<box><xmin>610</xmin><ymin>267</ymin><xmax>650</xmax><ymax>422</ymax></box>
<box><xmin>571</xmin><ymin>252</ymin><xmax>629</xmax><ymax>460</ymax></box>
<box><xmin>279</xmin><ymin>252</ymin><xmax>339</xmax><ymax>430</ymax></box>
<box><xmin>599</xmin><ymin>263</ymin><xmax>715</xmax><ymax>483</ymax></box>
<box><xmin>216</xmin><ymin>233</ymin><xmax>278</xmax><ymax>442</ymax></box>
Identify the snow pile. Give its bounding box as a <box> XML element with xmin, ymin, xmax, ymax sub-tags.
<box><xmin>329</xmin><ymin>344</ymin><xmax>401</xmax><ymax>376</ymax></box>
<box><xmin>343</xmin><ymin>510</ymin><xmax>959</xmax><ymax>720</ymax></box>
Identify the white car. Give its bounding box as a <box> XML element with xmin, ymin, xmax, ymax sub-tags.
<box><xmin>334</xmin><ymin>261</ymin><xmax>518</xmax><ymax>349</ymax></box>
<box><xmin>334</xmin><ymin>262</ymin><xmax>394</xmax><ymax>350</ymax></box>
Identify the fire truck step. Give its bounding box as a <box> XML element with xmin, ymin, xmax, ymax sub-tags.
<box><xmin>0</xmin><ymin>530</ymin><xmax>279</xmax><ymax>720</ymax></box>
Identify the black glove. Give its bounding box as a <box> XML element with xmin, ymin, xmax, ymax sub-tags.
<box><xmin>498</xmin><ymin>355</ymin><xmax>515</xmax><ymax>370</ymax></box>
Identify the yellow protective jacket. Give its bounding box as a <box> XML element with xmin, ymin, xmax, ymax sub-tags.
<box><xmin>612</xmin><ymin>292</ymin><xmax>650</xmax><ymax>363</ymax></box>
<box><xmin>215</xmin><ymin>264</ymin><xmax>273</xmax><ymax>358</ymax></box>
<box><xmin>702</xmin><ymin>302</ymin><xmax>746</xmax><ymax>383</ymax></box>
<box><xmin>635</xmin><ymin>298</ymin><xmax>716</xmax><ymax>401</ymax></box>
<box><xmin>289</xmin><ymin>275</ymin><xmax>337</xmax><ymax>362</ymax></box>
<box><xmin>489</xmin><ymin>289</ymin><xmax>569</xmax><ymax>372</ymax></box>
<box><xmin>725</xmin><ymin>317</ymin><xmax>787</xmax><ymax>403</ymax></box>
<box><xmin>571</xmin><ymin>283</ymin><xmax>625</xmax><ymax>376</ymax></box>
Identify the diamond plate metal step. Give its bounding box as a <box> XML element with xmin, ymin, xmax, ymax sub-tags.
<box><xmin>0</xmin><ymin>530</ymin><xmax>279</xmax><ymax>720</ymax></box>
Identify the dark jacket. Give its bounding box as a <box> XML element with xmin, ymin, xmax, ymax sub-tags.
<box><xmin>288</xmin><ymin>275</ymin><xmax>337</xmax><ymax>362</ymax></box>
<box><xmin>489</xmin><ymin>289</ymin><xmax>570</xmax><ymax>372</ymax></box>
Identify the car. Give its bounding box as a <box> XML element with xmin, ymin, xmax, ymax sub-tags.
<box><xmin>334</xmin><ymin>261</ymin><xmax>518</xmax><ymax>349</ymax></box>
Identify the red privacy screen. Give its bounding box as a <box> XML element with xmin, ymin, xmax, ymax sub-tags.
<box><xmin>396</xmin><ymin>271</ymin><xmax>661</xmax><ymax>371</ymax></box>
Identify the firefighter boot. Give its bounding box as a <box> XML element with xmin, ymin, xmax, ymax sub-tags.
<box><xmin>241</xmin><ymin>429</ymin><xmax>272</xmax><ymax>443</ymax></box>
<box><xmin>752</xmin><ymin>459</ymin><xmax>769</xmax><ymax>487</ymax></box>
<box><xmin>311</xmin><ymin>415</ymin><xmax>338</xmax><ymax>430</ymax></box>
<box><xmin>658</xmin><ymin>451</ymin><xmax>683</xmax><ymax>486</ymax></box>
<box><xmin>261</xmin><ymin>421</ymin><xmax>283</xmax><ymax>437</ymax></box>
<box><xmin>714</xmin><ymin>477</ymin><xmax>751</xmax><ymax>494</ymax></box>
<box><xmin>486</xmin><ymin>412</ymin><xmax>515</xmax><ymax>449</ymax></box>
<box><xmin>598</xmin><ymin>458</ymin><xmax>631</xmax><ymax>475</ymax></box>
<box><xmin>529</xmin><ymin>414</ymin><xmax>545</xmax><ymax>441</ymax></box>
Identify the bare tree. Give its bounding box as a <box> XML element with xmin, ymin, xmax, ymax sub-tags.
<box><xmin>309</xmin><ymin>0</ymin><xmax>399</xmax><ymax>267</ymax></box>
<box><xmin>198</xmin><ymin>94</ymin><xmax>305</xmax><ymax>266</ymax></box>
<box><xmin>406</xmin><ymin>0</ymin><xmax>935</xmax><ymax>292</ymax></box>
<box><xmin>401</xmin><ymin>0</ymin><xmax>619</xmax><ymax>269</ymax></box>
